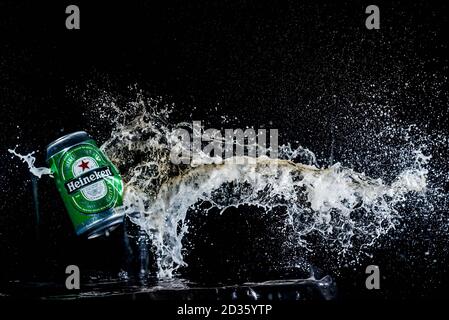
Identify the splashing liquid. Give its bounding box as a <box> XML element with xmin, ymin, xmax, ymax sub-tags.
<box><xmin>9</xmin><ymin>94</ymin><xmax>443</xmax><ymax>281</ymax></box>
<box><xmin>7</xmin><ymin>149</ymin><xmax>52</xmax><ymax>178</ymax></box>
<box><xmin>95</xmin><ymin>95</ymin><xmax>432</xmax><ymax>278</ymax></box>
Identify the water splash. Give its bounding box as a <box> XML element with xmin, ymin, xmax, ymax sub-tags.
<box><xmin>121</xmin><ymin>156</ymin><xmax>428</xmax><ymax>277</ymax></box>
<box><xmin>8</xmin><ymin>149</ymin><xmax>51</xmax><ymax>178</ymax></box>
<box><xmin>95</xmin><ymin>94</ymin><xmax>432</xmax><ymax>278</ymax></box>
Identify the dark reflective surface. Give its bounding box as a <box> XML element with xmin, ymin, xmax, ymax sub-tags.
<box><xmin>1</xmin><ymin>276</ymin><xmax>336</xmax><ymax>301</ymax></box>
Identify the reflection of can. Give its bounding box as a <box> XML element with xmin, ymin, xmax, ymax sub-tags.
<box><xmin>46</xmin><ymin>131</ymin><xmax>124</xmax><ymax>239</ymax></box>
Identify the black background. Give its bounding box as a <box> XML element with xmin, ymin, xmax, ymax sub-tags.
<box><xmin>0</xmin><ymin>0</ymin><xmax>448</xmax><ymax>301</ymax></box>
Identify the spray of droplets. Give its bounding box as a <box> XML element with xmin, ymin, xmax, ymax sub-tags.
<box><xmin>92</xmin><ymin>93</ymin><xmax>433</xmax><ymax>278</ymax></box>
<box><xmin>8</xmin><ymin>91</ymin><xmax>447</xmax><ymax>279</ymax></box>
<box><xmin>7</xmin><ymin>149</ymin><xmax>52</xmax><ymax>178</ymax></box>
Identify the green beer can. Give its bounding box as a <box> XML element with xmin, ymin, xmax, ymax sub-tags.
<box><xmin>46</xmin><ymin>131</ymin><xmax>125</xmax><ymax>239</ymax></box>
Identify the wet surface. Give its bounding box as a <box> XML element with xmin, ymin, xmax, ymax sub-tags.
<box><xmin>0</xmin><ymin>277</ymin><xmax>336</xmax><ymax>301</ymax></box>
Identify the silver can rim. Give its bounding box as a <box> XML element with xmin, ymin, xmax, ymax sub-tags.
<box><xmin>46</xmin><ymin>131</ymin><xmax>91</xmax><ymax>161</ymax></box>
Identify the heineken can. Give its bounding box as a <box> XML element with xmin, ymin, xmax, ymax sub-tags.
<box><xmin>46</xmin><ymin>131</ymin><xmax>125</xmax><ymax>239</ymax></box>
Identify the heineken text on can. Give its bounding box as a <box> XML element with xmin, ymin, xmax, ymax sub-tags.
<box><xmin>46</xmin><ymin>131</ymin><xmax>124</xmax><ymax>238</ymax></box>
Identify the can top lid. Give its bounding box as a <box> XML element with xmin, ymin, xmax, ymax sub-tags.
<box><xmin>46</xmin><ymin>131</ymin><xmax>91</xmax><ymax>162</ymax></box>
